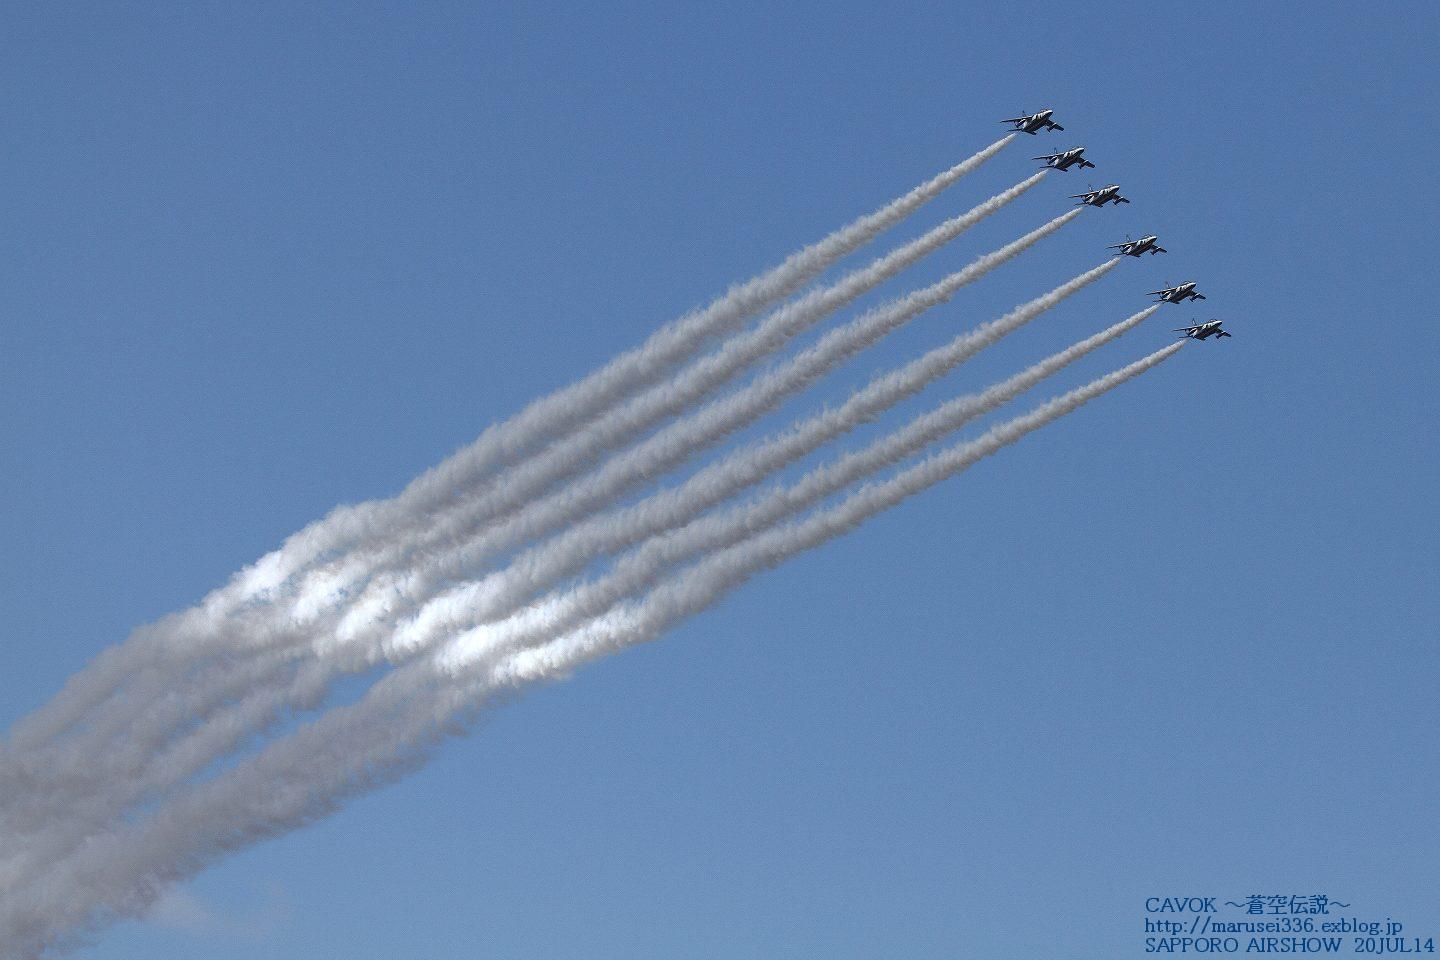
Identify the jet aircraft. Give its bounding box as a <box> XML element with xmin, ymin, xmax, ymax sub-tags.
<box><xmin>1175</xmin><ymin>320</ymin><xmax>1231</xmax><ymax>340</ymax></box>
<box><xmin>1150</xmin><ymin>281</ymin><xmax>1206</xmax><ymax>303</ymax></box>
<box><xmin>1001</xmin><ymin>110</ymin><xmax>1064</xmax><ymax>134</ymax></box>
<box><xmin>1072</xmin><ymin>184</ymin><xmax>1129</xmax><ymax>207</ymax></box>
<box><xmin>1034</xmin><ymin>147</ymin><xmax>1094</xmax><ymax>171</ymax></box>
<box><xmin>1109</xmin><ymin>235</ymin><xmax>1167</xmax><ymax>257</ymax></box>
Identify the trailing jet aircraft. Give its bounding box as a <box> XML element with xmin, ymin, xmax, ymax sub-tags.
<box><xmin>1109</xmin><ymin>234</ymin><xmax>1167</xmax><ymax>257</ymax></box>
<box><xmin>1175</xmin><ymin>319</ymin><xmax>1231</xmax><ymax>340</ymax></box>
<box><xmin>1150</xmin><ymin>281</ymin><xmax>1206</xmax><ymax>303</ymax></box>
<box><xmin>1001</xmin><ymin>109</ymin><xmax>1064</xmax><ymax>134</ymax></box>
<box><xmin>1072</xmin><ymin>184</ymin><xmax>1129</xmax><ymax>207</ymax></box>
<box><xmin>1034</xmin><ymin>147</ymin><xmax>1094</xmax><ymax>171</ymax></box>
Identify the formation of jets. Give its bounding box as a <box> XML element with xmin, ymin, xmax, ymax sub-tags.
<box><xmin>1002</xmin><ymin>108</ymin><xmax>1235</xmax><ymax>343</ymax></box>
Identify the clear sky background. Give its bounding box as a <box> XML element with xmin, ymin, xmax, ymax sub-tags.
<box><xmin>3</xmin><ymin>1</ymin><xmax>1438</xmax><ymax>957</ymax></box>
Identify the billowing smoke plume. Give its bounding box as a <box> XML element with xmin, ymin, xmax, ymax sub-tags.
<box><xmin>0</xmin><ymin>341</ymin><xmax>1180</xmax><ymax>955</ymax></box>
<box><xmin>6</xmin><ymin>138</ymin><xmax>1016</xmax><ymax>759</ymax></box>
<box><xmin>0</xmin><ymin>202</ymin><xmax>1080</xmax><ymax>827</ymax></box>
<box><xmin>0</xmin><ymin>131</ymin><xmax>1186</xmax><ymax>959</ymax></box>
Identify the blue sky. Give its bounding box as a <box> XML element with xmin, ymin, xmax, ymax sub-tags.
<box><xmin>3</xmin><ymin>1</ymin><xmax>1438</xmax><ymax>956</ymax></box>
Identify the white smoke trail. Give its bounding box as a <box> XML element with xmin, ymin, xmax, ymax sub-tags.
<box><xmin>0</xmin><ymin>177</ymin><xmax>1052</xmax><ymax>820</ymax></box>
<box><xmin>324</xmin><ymin>210</ymin><xmax>1093</xmax><ymax>639</ymax></box>
<box><xmin>0</xmin><ymin>342</ymin><xmax>1181</xmax><ymax>955</ymax></box>
<box><xmin>378</xmin><ymin>286</ymin><xmax>1147</xmax><ymax>663</ymax></box>
<box><xmin>279</xmin><ymin>173</ymin><xmax>1050</xmax><ymax>621</ymax></box>
<box><xmin>392</xmin><ymin>307</ymin><xmax>1165</xmax><ymax>674</ymax></box>
<box><xmin>5</xmin><ymin>304</ymin><xmax>1151</xmax><ymax>862</ymax></box>
<box><xmin>122</xmin><ymin>208</ymin><xmax>1093</xmax><ymax>763</ymax></box>
<box><xmin>250</xmin><ymin>135</ymin><xmax>1020</xmax><ymax>588</ymax></box>
<box><xmin>0</xmin><ymin>205</ymin><xmax>1084</xmax><ymax>857</ymax></box>
<box><xmin>5</xmin><ymin>136</ymin><xmax>1014</xmax><ymax>757</ymax></box>
<box><xmin>462</xmin><ymin>343</ymin><xmax>1190</xmax><ymax>687</ymax></box>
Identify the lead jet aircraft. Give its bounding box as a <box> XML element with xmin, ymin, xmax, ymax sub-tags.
<box><xmin>1072</xmin><ymin>184</ymin><xmax>1129</xmax><ymax>207</ymax></box>
<box><xmin>1150</xmin><ymin>281</ymin><xmax>1207</xmax><ymax>303</ymax></box>
<box><xmin>1175</xmin><ymin>319</ymin><xmax>1231</xmax><ymax>340</ymax></box>
<box><xmin>1109</xmin><ymin>234</ymin><xmax>1167</xmax><ymax>257</ymax></box>
<box><xmin>1001</xmin><ymin>109</ymin><xmax>1064</xmax><ymax>134</ymax></box>
<box><xmin>1035</xmin><ymin>147</ymin><xmax>1094</xmax><ymax>171</ymax></box>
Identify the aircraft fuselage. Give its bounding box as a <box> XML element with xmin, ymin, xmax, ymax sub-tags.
<box><xmin>1155</xmin><ymin>282</ymin><xmax>1205</xmax><ymax>303</ymax></box>
<box><xmin>1039</xmin><ymin>147</ymin><xmax>1092</xmax><ymax>171</ymax></box>
<box><xmin>1182</xmin><ymin>321</ymin><xmax>1230</xmax><ymax>340</ymax></box>
<box><xmin>1115</xmin><ymin>235</ymin><xmax>1166</xmax><ymax>257</ymax></box>
<box><xmin>1078</xmin><ymin>185</ymin><xmax>1128</xmax><ymax>206</ymax></box>
<box><xmin>1006</xmin><ymin>109</ymin><xmax>1063</xmax><ymax>134</ymax></box>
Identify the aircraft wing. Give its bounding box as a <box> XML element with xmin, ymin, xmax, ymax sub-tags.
<box><xmin>1147</xmin><ymin>289</ymin><xmax>1173</xmax><ymax>296</ymax></box>
<box><xmin>1050</xmin><ymin>122</ymin><xmax>1064</xmax><ymax>131</ymax></box>
<box><xmin>1079</xmin><ymin>159</ymin><xmax>1096</xmax><ymax>169</ymax></box>
<box><xmin>1001</xmin><ymin>116</ymin><xmax>1030</xmax><ymax>123</ymax></box>
<box><xmin>1033</xmin><ymin>154</ymin><xmax>1058</xmax><ymax>161</ymax></box>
